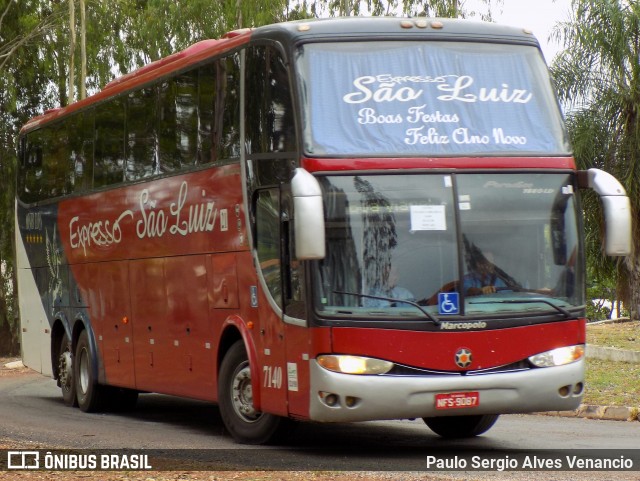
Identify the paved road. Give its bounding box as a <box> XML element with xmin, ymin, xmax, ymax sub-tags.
<box><xmin>1</xmin><ymin>371</ymin><xmax>639</xmax><ymax>472</ymax></box>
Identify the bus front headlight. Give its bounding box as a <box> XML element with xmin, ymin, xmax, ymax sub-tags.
<box><xmin>528</xmin><ymin>344</ymin><xmax>585</xmax><ymax>367</ymax></box>
<box><xmin>317</xmin><ymin>355</ymin><xmax>394</xmax><ymax>374</ymax></box>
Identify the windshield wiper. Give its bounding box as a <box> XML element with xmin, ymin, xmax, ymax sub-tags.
<box><xmin>469</xmin><ymin>298</ymin><xmax>573</xmax><ymax>318</ymax></box>
<box><xmin>333</xmin><ymin>290</ymin><xmax>441</xmax><ymax>326</ymax></box>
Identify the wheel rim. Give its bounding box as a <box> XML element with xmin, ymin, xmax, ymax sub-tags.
<box><xmin>79</xmin><ymin>347</ymin><xmax>90</xmax><ymax>394</ymax></box>
<box><xmin>230</xmin><ymin>360</ymin><xmax>261</xmax><ymax>423</ymax></box>
<box><xmin>59</xmin><ymin>349</ymin><xmax>73</xmax><ymax>393</ymax></box>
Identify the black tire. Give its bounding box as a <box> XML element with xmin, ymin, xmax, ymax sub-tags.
<box><xmin>423</xmin><ymin>414</ymin><xmax>499</xmax><ymax>438</ymax></box>
<box><xmin>218</xmin><ymin>341</ymin><xmax>288</xmax><ymax>444</ymax></box>
<box><xmin>74</xmin><ymin>330</ymin><xmax>104</xmax><ymax>412</ymax></box>
<box><xmin>58</xmin><ymin>333</ymin><xmax>77</xmax><ymax>407</ymax></box>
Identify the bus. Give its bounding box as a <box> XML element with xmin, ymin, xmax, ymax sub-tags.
<box><xmin>16</xmin><ymin>17</ymin><xmax>631</xmax><ymax>444</ymax></box>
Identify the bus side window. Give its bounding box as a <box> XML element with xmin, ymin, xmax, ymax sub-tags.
<box><xmin>159</xmin><ymin>70</ymin><xmax>198</xmax><ymax>172</ymax></box>
<box><xmin>199</xmin><ymin>54</ymin><xmax>240</xmax><ymax>166</ymax></box>
<box><xmin>175</xmin><ymin>71</ymin><xmax>199</xmax><ymax>168</ymax></box>
<box><xmin>126</xmin><ymin>86</ymin><xmax>158</xmax><ymax>181</ymax></box>
<box><xmin>282</xmin><ymin>195</ymin><xmax>306</xmax><ymax>320</ymax></box>
<box><xmin>213</xmin><ymin>54</ymin><xmax>241</xmax><ymax>162</ymax></box>
<box><xmin>68</xmin><ymin>109</ymin><xmax>94</xmax><ymax>193</ymax></box>
<box><xmin>42</xmin><ymin>123</ymin><xmax>69</xmax><ymax>199</ymax></box>
<box><xmin>95</xmin><ymin>98</ymin><xmax>125</xmax><ymax>188</ymax></box>
<box><xmin>21</xmin><ymin>131</ymin><xmax>44</xmax><ymax>203</ymax></box>
<box><xmin>245</xmin><ymin>45</ymin><xmax>296</xmax><ymax>155</ymax></box>
<box><xmin>198</xmin><ymin>63</ymin><xmax>215</xmax><ymax>165</ymax></box>
<box><xmin>255</xmin><ymin>188</ymin><xmax>283</xmax><ymax>309</ymax></box>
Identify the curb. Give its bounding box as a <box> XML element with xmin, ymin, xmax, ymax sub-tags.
<box><xmin>540</xmin><ymin>404</ymin><xmax>640</xmax><ymax>422</ymax></box>
<box><xmin>586</xmin><ymin>345</ymin><xmax>640</xmax><ymax>363</ymax></box>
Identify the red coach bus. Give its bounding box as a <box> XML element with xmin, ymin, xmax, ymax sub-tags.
<box><xmin>16</xmin><ymin>17</ymin><xmax>631</xmax><ymax>444</ymax></box>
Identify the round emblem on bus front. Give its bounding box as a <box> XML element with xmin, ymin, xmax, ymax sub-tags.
<box><xmin>455</xmin><ymin>348</ymin><xmax>473</xmax><ymax>368</ymax></box>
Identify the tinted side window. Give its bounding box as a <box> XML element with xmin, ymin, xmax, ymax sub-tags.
<box><xmin>44</xmin><ymin>123</ymin><xmax>69</xmax><ymax>198</ymax></box>
<box><xmin>214</xmin><ymin>54</ymin><xmax>241</xmax><ymax>161</ymax></box>
<box><xmin>159</xmin><ymin>71</ymin><xmax>198</xmax><ymax>172</ymax></box>
<box><xmin>198</xmin><ymin>63</ymin><xmax>215</xmax><ymax>164</ymax></box>
<box><xmin>199</xmin><ymin>55</ymin><xmax>240</xmax><ymax>165</ymax></box>
<box><xmin>21</xmin><ymin>130</ymin><xmax>44</xmax><ymax>203</ymax></box>
<box><xmin>68</xmin><ymin>109</ymin><xmax>94</xmax><ymax>193</ymax></box>
<box><xmin>127</xmin><ymin>87</ymin><xmax>157</xmax><ymax>181</ymax></box>
<box><xmin>255</xmin><ymin>188</ymin><xmax>282</xmax><ymax>309</ymax></box>
<box><xmin>245</xmin><ymin>46</ymin><xmax>296</xmax><ymax>154</ymax></box>
<box><xmin>95</xmin><ymin>98</ymin><xmax>125</xmax><ymax>187</ymax></box>
<box><xmin>175</xmin><ymin>71</ymin><xmax>199</xmax><ymax>168</ymax></box>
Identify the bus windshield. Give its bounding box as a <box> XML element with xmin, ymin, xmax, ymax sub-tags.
<box><xmin>297</xmin><ymin>41</ymin><xmax>570</xmax><ymax>157</ymax></box>
<box><xmin>314</xmin><ymin>173</ymin><xmax>584</xmax><ymax>319</ymax></box>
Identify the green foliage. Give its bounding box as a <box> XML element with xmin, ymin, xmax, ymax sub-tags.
<box><xmin>551</xmin><ymin>0</ymin><xmax>640</xmax><ymax>318</ymax></box>
<box><xmin>290</xmin><ymin>0</ymin><xmax>501</xmax><ymax>19</ymax></box>
<box><xmin>584</xmin><ymin>358</ymin><xmax>640</xmax><ymax>407</ymax></box>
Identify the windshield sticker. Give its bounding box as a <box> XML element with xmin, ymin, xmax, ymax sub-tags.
<box><xmin>438</xmin><ymin>292</ymin><xmax>460</xmax><ymax>315</ymax></box>
<box><xmin>410</xmin><ymin>205</ymin><xmax>446</xmax><ymax>231</ymax></box>
<box><xmin>307</xmin><ymin>43</ymin><xmax>564</xmax><ymax>156</ymax></box>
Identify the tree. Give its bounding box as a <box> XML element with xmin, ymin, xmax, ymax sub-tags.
<box><xmin>551</xmin><ymin>0</ymin><xmax>640</xmax><ymax>319</ymax></box>
<box><xmin>0</xmin><ymin>0</ymin><xmax>71</xmax><ymax>356</ymax></box>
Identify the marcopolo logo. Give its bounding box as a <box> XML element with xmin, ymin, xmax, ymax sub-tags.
<box><xmin>440</xmin><ymin>321</ymin><xmax>487</xmax><ymax>330</ymax></box>
<box><xmin>455</xmin><ymin>348</ymin><xmax>473</xmax><ymax>368</ymax></box>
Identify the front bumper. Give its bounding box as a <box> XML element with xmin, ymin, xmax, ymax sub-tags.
<box><xmin>309</xmin><ymin>359</ymin><xmax>584</xmax><ymax>422</ymax></box>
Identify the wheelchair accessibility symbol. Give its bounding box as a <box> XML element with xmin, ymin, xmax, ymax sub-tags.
<box><xmin>438</xmin><ymin>292</ymin><xmax>460</xmax><ymax>315</ymax></box>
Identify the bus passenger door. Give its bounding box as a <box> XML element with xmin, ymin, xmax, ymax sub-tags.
<box><xmin>253</xmin><ymin>188</ymin><xmax>288</xmax><ymax>416</ymax></box>
<box><xmin>254</xmin><ymin>187</ymin><xmax>312</xmax><ymax>418</ymax></box>
<box><xmin>280</xmin><ymin>190</ymin><xmax>312</xmax><ymax>418</ymax></box>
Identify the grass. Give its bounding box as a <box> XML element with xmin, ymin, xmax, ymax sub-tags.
<box><xmin>586</xmin><ymin>320</ymin><xmax>640</xmax><ymax>351</ymax></box>
<box><xmin>583</xmin><ymin>320</ymin><xmax>640</xmax><ymax>407</ymax></box>
<box><xmin>584</xmin><ymin>358</ymin><xmax>640</xmax><ymax>407</ymax></box>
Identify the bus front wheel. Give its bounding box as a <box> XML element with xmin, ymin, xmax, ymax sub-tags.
<box><xmin>218</xmin><ymin>341</ymin><xmax>288</xmax><ymax>444</ymax></box>
<box><xmin>423</xmin><ymin>414</ymin><xmax>499</xmax><ymax>438</ymax></box>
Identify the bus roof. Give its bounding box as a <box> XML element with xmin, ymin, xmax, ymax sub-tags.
<box><xmin>20</xmin><ymin>17</ymin><xmax>540</xmax><ymax>134</ymax></box>
<box><xmin>252</xmin><ymin>16</ymin><xmax>540</xmax><ymax>45</ymax></box>
<box><xmin>20</xmin><ymin>30</ymin><xmax>252</xmax><ymax>134</ymax></box>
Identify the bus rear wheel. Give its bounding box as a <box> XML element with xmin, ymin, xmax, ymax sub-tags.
<box><xmin>58</xmin><ymin>334</ymin><xmax>77</xmax><ymax>407</ymax></box>
<box><xmin>423</xmin><ymin>414</ymin><xmax>499</xmax><ymax>438</ymax></box>
<box><xmin>218</xmin><ymin>341</ymin><xmax>288</xmax><ymax>444</ymax></box>
<box><xmin>74</xmin><ymin>330</ymin><xmax>105</xmax><ymax>412</ymax></box>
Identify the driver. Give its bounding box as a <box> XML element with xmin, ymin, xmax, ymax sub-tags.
<box><xmin>463</xmin><ymin>251</ymin><xmax>508</xmax><ymax>296</ymax></box>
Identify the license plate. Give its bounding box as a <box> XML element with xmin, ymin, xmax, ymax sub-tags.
<box><xmin>435</xmin><ymin>391</ymin><xmax>480</xmax><ymax>410</ymax></box>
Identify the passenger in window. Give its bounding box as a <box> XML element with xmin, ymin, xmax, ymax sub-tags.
<box><xmin>364</xmin><ymin>265</ymin><xmax>415</xmax><ymax>308</ymax></box>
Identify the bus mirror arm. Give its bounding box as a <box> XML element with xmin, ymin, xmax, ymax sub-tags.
<box><xmin>579</xmin><ymin>168</ymin><xmax>632</xmax><ymax>257</ymax></box>
<box><xmin>291</xmin><ymin>168</ymin><xmax>326</xmax><ymax>260</ymax></box>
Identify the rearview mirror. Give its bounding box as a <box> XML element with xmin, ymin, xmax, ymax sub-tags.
<box><xmin>291</xmin><ymin>168</ymin><xmax>325</xmax><ymax>260</ymax></box>
<box><xmin>581</xmin><ymin>168</ymin><xmax>632</xmax><ymax>256</ymax></box>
